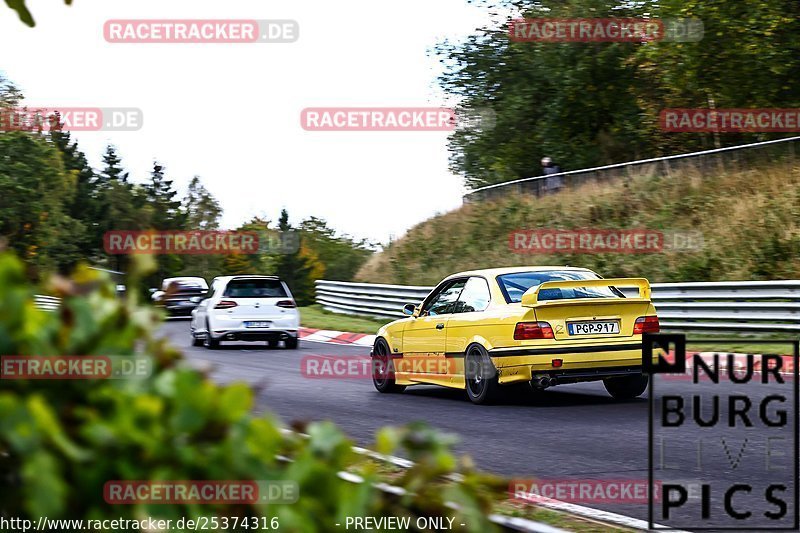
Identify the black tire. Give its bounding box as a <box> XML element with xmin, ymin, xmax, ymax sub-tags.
<box><xmin>284</xmin><ymin>337</ymin><xmax>299</xmax><ymax>349</ymax></box>
<box><xmin>191</xmin><ymin>331</ymin><xmax>203</xmax><ymax>347</ymax></box>
<box><xmin>371</xmin><ymin>338</ymin><xmax>406</xmax><ymax>393</ymax></box>
<box><xmin>603</xmin><ymin>374</ymin><xmax>649</xmax><ymax>400</ymax></box>
<box><xmin>203</xmin><ymin>320</ymin><xmax>220</xmax><ymax>349</ymax></box>
<box><xmin>464</xmin><ymin>344</ymin><xmax>499</xmax><ymax>405</ymax></box>
<box><xmin>268</xmin><ymin>339</ymin><xmax>279</xmax><ymax>348</ymax></box>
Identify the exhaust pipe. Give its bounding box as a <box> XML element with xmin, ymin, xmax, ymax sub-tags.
<box><xmin>533</xmin><ymin>375</ymin><xmax>551</xmax><ymax>389</ymax></box>
<box><xmin>548</xmin><ymin>377</ymin><xmax>558</xmax><ymax>387</ymax></box>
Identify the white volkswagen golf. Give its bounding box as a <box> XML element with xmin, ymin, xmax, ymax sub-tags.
<box><xmin>190</xmin><ymin>275</ymin><xmax>300</xmax><ymax>349</ymax></box>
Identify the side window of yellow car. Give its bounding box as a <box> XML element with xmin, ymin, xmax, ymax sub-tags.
<box><xmin>453</xmin><ymin>277</ymin><xmax>491</xmax><ymax>314</ymax></box>
<box><xmin>422</xmin><ymin>279</ymin><xmax>467</xmax><ymax>316</ymax></box>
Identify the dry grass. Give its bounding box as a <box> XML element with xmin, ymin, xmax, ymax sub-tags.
<box><xmin>357</xmin><ymin>159</ymin><xmax>800</xmax><ymax>285</ymax></box>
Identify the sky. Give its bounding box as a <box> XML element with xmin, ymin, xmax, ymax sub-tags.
<box><xmin>0</xmin><ymin>0</ymin><xmax>498</xmax><ymax>244</ymax></box>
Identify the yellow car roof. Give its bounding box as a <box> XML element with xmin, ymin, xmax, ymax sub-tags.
<box><xmin>444</xmin><ymin>266</ymin><xmax>595</xmax><ymax>281</ymax></box>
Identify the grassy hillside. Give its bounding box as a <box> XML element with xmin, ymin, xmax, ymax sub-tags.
<box><xmin>357</xmin><ymin>161</ymin><xmax>800</xmax><ymax>285</ymax></box>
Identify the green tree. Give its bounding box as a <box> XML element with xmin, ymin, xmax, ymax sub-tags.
<box><xmin>184</xmin><ymin>176</ymin><xmax>222</xmax><ymax>230</ymax></box>
<box><xmin>49</xmin><ymin>116</ymin><xmax>97</xmax><ymax>261</ymax></box>
<box><xmin>438</xmin><ymin>0</ymin><xmax>653</xmax><ymax>188</ymax></box>
<box><xmin>143</xmin><ymin>161</ymin><xmax>184</xmax><ymax>230</ymax></box>
<box><xmin>637</xmin><ymin>0</ymin><xmax>800</xmax><ymax>153</ymax></box>
<box><xmin>299</xmin><ymin>216</ymin><xmax>373</xmax><ymax>281</ymax></box>
<box><xmin>225</xmin><ymin>216</ymin><xmax>277</xmax><ymax>276</ymax></box>
<box><xmin>274</xmin><ymin>210</ymin><xmax>316</xmax><ymax>305</ymax></box>
<box><xmin>0</xmin><ymin>132</ymin><xmax>83</xmax><ymax>276</ymax></box>
<box><xmin>438</xmin><ymin>0</ymin><xmax>800</xmax><ymax>190</ymax></box>
<box><xmin>98</xmin><ymin>144</ymin><xmax>127</xmax><ymax>185</ymax></box>
<box><xmin>93</xmin><ymin>146</ymin><xmax>144</xmax><ymax>273</ymax></box>
<box><xmin>140</xmin><ymin>161</ymin><xmax>187</xmax><ymax>287</ymax></box>
<box><xmin>178</xmin><ymin>176</ymin><xmax>224</xmax><ymax>281</ymax></box>
<box><xmin>0</xmin><ymin>74</ymin><xmax>23</xmax><ymax>108</ymax></box>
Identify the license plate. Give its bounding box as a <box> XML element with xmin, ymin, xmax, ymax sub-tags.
<box><xmin>568</xmin><ymin>321</ymin><xmax>620</xmax><ymax>335</ymax></box>
<box><xmin>244</xmin><ymin>321</ymin><xmax>271</xmax><ymax>328</ymax></box>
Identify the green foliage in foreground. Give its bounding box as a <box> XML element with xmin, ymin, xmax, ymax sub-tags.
<box><xmin>0</xmin><ymin>253</ymin><xmax>500</xmax><ymax>531</ymax></box>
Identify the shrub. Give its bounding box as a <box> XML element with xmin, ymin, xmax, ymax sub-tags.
<box><xmin>0</xmin><ymin>253</ymin><xmax>499</xmax><ymax>531</ymax></box>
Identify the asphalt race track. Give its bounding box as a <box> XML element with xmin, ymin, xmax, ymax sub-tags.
<box><xmin>161</xmin><ymin>320</ymin><xmax>798</xmax><ymax>530</ymax></box>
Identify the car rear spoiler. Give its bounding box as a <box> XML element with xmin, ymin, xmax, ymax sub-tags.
<box><xmin>520</xmin><ymin>278</ymin><xmax>651</xmax><ymax>307</ymax></box>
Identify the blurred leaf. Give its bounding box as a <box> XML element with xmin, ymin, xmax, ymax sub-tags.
<box><xmin>4</xmin><ymin>0</ymin><xmax>73</xmax><ymax>27</ymax></box>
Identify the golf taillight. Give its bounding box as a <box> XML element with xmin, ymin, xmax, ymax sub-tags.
<box><xmin>276</xmin><ymin>300</ymin><xmax>296</xmax><ymax>308</ymax></box>
<box><xmin>215</xmin><ymin>300</ymin><xmax>238</xmax><ymax>309</ymax></box>
<box><xmin>514</xmin><ymin>321</ymin><xmax>554</xmax><ymax>340</ymax></box>
<box><xmin>633</xmin><ymin>316</ymin><xmax>660</xmax><ymax>334</ymax></box>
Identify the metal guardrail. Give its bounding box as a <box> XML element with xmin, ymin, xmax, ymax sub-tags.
<box><xmin>315</xmin><ymin>281</ymin><xmax>432</xmax><ymax>320</ymax></box>
<box><xmin>464</xmin><ymin>135</ymin><xmax>800</xmax><ymax>202</ymax></box>
<box><xmin>315</xmin><ymin>279</ymin><xmax>800</xmax><ymax>333</ymax></box>
<box><xmin>33</xmin><ymin>295</ymin><xmax>60</xmax><ymax>311</ymax></box>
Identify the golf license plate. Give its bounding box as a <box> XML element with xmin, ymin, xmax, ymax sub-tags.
<box><xmin>568</xmin><ymin>320</ymin><xmax>619</xmax><ymax>335</ymax></box>
<box><xmin>244</xmin><ymin>321</ymin><xmax>271</xmax><ymax>328</ymax></box>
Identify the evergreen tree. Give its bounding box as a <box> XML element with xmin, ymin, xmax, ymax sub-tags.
<box><xmin>299</xmin><ymin>216</ymin><xmax>372</xmax><ymax>281</ymax></box>
<box><xmin>98</xmin><ymin>144</ymin><xmax>128</xmax><ymax>186</ymax></box>
<box><xmin>274</xmin><ymin>210</ymin><xmax>316</xmax><ymax>305</ymax></box>
<box><xmin>140</xmin><ymin>161</ymin><xmax>185</xmax><ymax>284</ymax></box>
<box><xmin>0</xmin><ymin>132</ymin><xmax>82</xmax><ymax>276</ymax></box>
<box><xmin>179</xmin><ymin>176</ymin><xmax>224</xmax><ymax>282</ymax></box>
<box><xmin>93</xmin><ymin>147</ymin><xmax>141</xmax><ymax>272</ymax></box>
<box><xmin>49</xmin><ymin>117</ymin><xmax>97</xmax><ymax>259</ymax></box>
<box><xmin>144</xmin><ymin>161</ymin><xmax>184</xmax><ymax>230</ymax></box>
<box><xmin>184</xmin><ymin>176</ymin><xmax>222</xmax><ymax>231</ymax></box>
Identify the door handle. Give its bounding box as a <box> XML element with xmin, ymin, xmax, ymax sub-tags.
<box><xmin>436</xmin><ymin>323</ymin><xmax>445</xmax><ymax>330</ymax></box>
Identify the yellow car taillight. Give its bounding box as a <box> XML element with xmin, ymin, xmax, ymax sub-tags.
<box><xmin>633</xmin><ymin>316</ymin><xmax>660</xmax><ymax>334</ymax></box>
<box><xmin>514</xmin><ymin>321</ymin><xmax>554</xmax><ymax>340</ymax></box>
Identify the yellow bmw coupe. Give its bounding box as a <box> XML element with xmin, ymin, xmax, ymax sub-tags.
<box><xmin>371</xmin><ymin>266</ymin><xmax>660</xmax><ymax>404</ymax></box>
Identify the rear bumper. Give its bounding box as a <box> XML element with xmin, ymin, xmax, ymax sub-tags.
<box><xmin>165</xmin><ymin>305</ymin><xmax>198</xmax><ymax>315</ymax></box>
<box><xmin>210</xmin><ymin>329</ymin><xmax>298</xmax><ymax>342</ymax></box>
<box><xmin>159</xmin><ymin>299</ymin><xmax>199</xmax><ymax>314</ymax></box>
<box><xmin>489</xmin><ymin>342</ymin><xmax>642</xmax><ymax>358</ymax></box>
<box><xmin>209</xmin><ymin>313</ymin><xmax>300</xmax><ymax>341</ymax></box>
<box><xmin>488</xmin><ymin>342</ymin><xmax>657</xmax><ymax>385</ymax></box>
<box><xmin>535</xmin><ymin>365</ymin><xmax>644</xmax><ymax>384</ymax></box>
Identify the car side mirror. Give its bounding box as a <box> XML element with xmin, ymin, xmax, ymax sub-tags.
<box><xmin>402</xmin><ymin>303</ymin><xmax>417</xmax><ymax>316</ymax></box>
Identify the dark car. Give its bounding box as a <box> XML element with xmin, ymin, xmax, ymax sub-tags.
<box><xmin>151</xmin><ymin>277</ymin><xmax>209</xmax><ymax>316</ymax></box>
